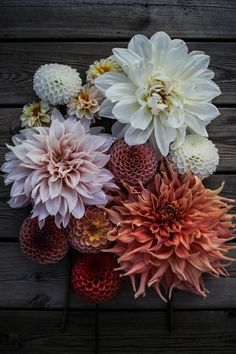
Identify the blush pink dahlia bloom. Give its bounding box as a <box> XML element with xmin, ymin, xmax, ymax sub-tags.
<box><xmin>1</xmin><ymin>110</ymin><xmax>116</xmax><ymax>228</ymax></box>
<box><xmin>105</xmin><ymin>160</ymin><xmax>235</xmax><ymax>300</ymax></box>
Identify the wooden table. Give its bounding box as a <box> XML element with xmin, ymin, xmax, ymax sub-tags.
<box><xmin>0</xmin><ymin>1</ymin><xmax>236</xmax><ymax>353</ymax></box>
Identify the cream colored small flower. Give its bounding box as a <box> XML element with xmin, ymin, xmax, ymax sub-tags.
<box><xmin>169</xmin><ymin>134</ymin><xmax>219</xmax><ymax>179</ymax></box>
<box><xmin>20</xmin><ymin>101</ymin><xmax>51</xmax><ymax>128</ymax></box>
<box><xmin>86</xmin><ymin>57</ymin><xmax>121</xmax><ymax>84</ymax></box>
<box><xmin>67</xmin><ymin>84</ymin><xmax>103</xmax><ymax>121</ymax></box>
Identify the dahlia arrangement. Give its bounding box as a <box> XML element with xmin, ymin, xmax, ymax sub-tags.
<box><xmin>1</xmin><ymin>32</ymin><xmax>235</xmax><ymax>308</ymax></box>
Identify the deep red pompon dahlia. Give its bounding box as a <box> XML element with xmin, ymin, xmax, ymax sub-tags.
<box><xmin>71</xmin><ymin>253</ymin><xmax>121</xmax><ymax>303</ymax></box>
<box><xmin>19</xmin><ymin>216</ymin><xmax>69</xmax><ymax>264</ymax></box>
<box><xmin>108</xmin><ymin>139</ymin><xmax>158</xmax><ymax>186</ymax></box>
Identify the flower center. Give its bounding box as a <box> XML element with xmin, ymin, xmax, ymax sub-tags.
<box><xmin>82</xmin><ymin>220</ymin><xmax>103</xmax><ymax>243</ymax></box>
<box><xmin>142</xmin><ymin>76</ymin><xmax>183</xmax><ymax>116</ymax></box>
<box><xmin>44</xmin><ymin>150</ymin><xmax>74</xmax><ymax>180</ymax></box>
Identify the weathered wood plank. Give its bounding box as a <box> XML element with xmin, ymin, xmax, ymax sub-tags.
<box><xmin>0</xmin><ymin>310</ymin><xmax>96</xmax><ymax>354</ymax></box>
<box><xmin>1</xmin><ymin>1</ymin><xmax>236</xmax><ymax>40</ymax></box>
<box><xmin>0</xmin><ymin>243</ymin><xmax>235</xmax><ymax>310</ymax></box>
<box><xmin>98</xmin><ymin>310</ymin><xmax>236</xmax><ymax>353</ymax></box>
<box><xmin>0</xmin><ymin>174</ymin><xmax>235</xmax><ymax>240</ymax></box>
<box><xmin>0</xmin><ymin>310</ymin><xmax>236</xmax><ymax>354</ymax></box>
<box><xmin>0</xmin><ymin>243</ymin><xmax>94</xmax><ymax>309</ymax></box>
<box><xmin>0</xmin><ymin>107</ymin><xmax>236</xmax><ymax>144</ymax></box>
<box><xmin>0</xmin><ymin>42</ymin><xmax>236</xmax><ymax>105</ymax></box>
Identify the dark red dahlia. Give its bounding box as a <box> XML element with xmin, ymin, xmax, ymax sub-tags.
<box><xmin>108</xmin><ymin>139</ymin><xmax>158</xmax><ymax>186</ymax></box>
<box><xmin>19</xmin><ymin>217</ymin><xmax>69</xmax><ymax>264</ymax></box>
<box><xmin>71</xmin><ymin>253</ymin><xmax>121</xmax><ymax>303</ymax></box>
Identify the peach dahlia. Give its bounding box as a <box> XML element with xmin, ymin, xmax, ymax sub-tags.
<box><xmin>105</xmin><ymin>160</ymin><xmax>235</xmax><ymax>300</ymax></box>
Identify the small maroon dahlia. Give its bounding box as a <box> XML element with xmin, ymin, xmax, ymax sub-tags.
<box><xmin>19</xmin><ymin>217</ymin><xmax>69</xmax><ymax>264</ymax></box>
<box><xmin>71</xmin><ymin>253</ymin><xmax>121</xmax><ymax>303</ymax></box>
<box><xmin>107</xmin><ymin>139</ymin><xmax>158</xmax><ymax>186</ymax></box>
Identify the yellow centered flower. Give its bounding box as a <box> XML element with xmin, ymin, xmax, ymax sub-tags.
<box><xmin>86</xmin><ymin>57</ymin><xmax>121</xmax><ymax>84</ymax></box>
<box><xmin>20</xmin><ymin>101</ymin><xmax>51</xmax><ymax>128</ymax></box>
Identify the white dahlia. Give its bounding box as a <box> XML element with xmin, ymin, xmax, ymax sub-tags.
<box><xmin>67</xmin><ymin>83</ymin><xmax>103</xmax><ymax>123</ymax></box>
<box><xmin>169</xmin><ymin>134</ymin><xmax>219</xmax><ymax>179</ymax></box>
<box><xmin>1</xmin><ymin>109</ymin><xmax>116</xmax><ymax>228</ymax></box>
<box><xmin>95</xmin><ymin>32</ymin><xmax>221</xmax><ymax>156</ymax></box>
<box><xmin>33</xmin><ymin>64</ymin><xmax>82</xmax><ymax>105</ymax></box>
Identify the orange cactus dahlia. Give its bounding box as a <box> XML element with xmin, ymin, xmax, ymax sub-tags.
<box><xmin>105</xmin><ymin>160</ymin><xmax>235</xmax><ymax>300</ymax></box>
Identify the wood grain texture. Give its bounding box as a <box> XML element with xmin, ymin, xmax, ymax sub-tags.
<box><xmin>0</xmin><ymin>310</ymin><xmax>96</xmax><ymax>354</ymax></box>
<box><xmin>0</xmin><ymin>243</ymin><xmax>94</xmax><ymax>309</ymax></box>
<box><xmin>98</xmin><ymin>310</ymin><xmax>236</xmax><ymax>353</ymax></box>
<box><xmin>0</xmin><ymin>242</ymin><xmax>235</xmax><ymax>310</ymax></box>
<box><xmin>0</xmin><ymin>42</ymin><xmax>236</xmax><ymax>105</ymax></box>
<box><xmin>0</xmin><ymin>310</ymin><xmax>236</xmax><ymax>354</ymax></box>
<box><xmin>1</xmin><ymin>0</ymin><xmax>236</xmax><ymax>40</ymax></box>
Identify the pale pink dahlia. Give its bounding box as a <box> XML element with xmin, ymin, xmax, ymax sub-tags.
<box><xmin>108</xmin><ymin>139</ymin><xmax>159</xmax><ymax>186</ymax></box>
<box><xmin>105</xmin><ymin>160</ymin><xmax>235</xmax><ymax>300</ymax></box>
<box><xmin>1</xmin><ymin>110</ymin><xmax>116</xmax><ymax>228</ymax></box>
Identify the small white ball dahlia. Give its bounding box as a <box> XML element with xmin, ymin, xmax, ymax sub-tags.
<box><xmin>169</xmin><ymin>134</ymin><xmax>219</xmax><ymax>179</ymax></box>
<box><xmin>33</xmin><ymin>63</ymin><xmax>82</xmax><ymax>105</ymax></box>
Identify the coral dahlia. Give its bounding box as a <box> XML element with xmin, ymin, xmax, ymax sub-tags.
<box><xmin>71</xmin><ymin>253</ymin><xmax>121</xmax><ymax>303</ymax></box>
<box><xmin>68</xmin><ymin>206</ymin><xmax>112</xmax><ymax>253</ymax></box>
<box><xmin>108</xmin><ymin>139</ymin><xmax>158</xmax><ymax>185</ymax></box>
<box><xmin>19</xmin><ymin>216</ymin><xmax>69</xmax><ymax>264</ymax></box>
<box><xmin>1</xmin><ymin>109</ymin><xmax>116</xmax><ymax>228</ymax></box>
<box><xmin>105</xmin><ymin>160</ymin><xmax>235</xmax><ymax>300</ymax></box>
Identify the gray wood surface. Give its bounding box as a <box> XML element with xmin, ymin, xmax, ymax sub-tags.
<box><xmin>0</xmin><ymin>243</ymin><xmax>236</xmax><ymax>310</ymax></box>
<box><xmin>0</xmin><ymin>310</ymin><xmax>96</xmax><ymax>354</ymax></box>
<box><xmin>1</xmin><ymin>0</ymin><xmax>236</xmax><ymax>40</ymax></box>
<box><xmin>0</xmin><ymin>1</ymin><xmax>236</xmax><ymax>353</ymax></box>
<box><xmin>0</xmin><ymin>310</ymin><xmax>236</xmax><ymax>354</ymax></box>
<box><xmin>1</xmin><ymin>42</ymin><xmax>236</xmax><ymax>105</ymax></box>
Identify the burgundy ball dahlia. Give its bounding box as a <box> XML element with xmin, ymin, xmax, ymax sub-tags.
<box><xmin>19</xmin><ymin>217</ymin><xmax>69</xmax><ymax>264</ymax></box>
<box><xmin>71</xmin><ymin>253</ymin><xmax>121</xmax><ymax>303</ymax></box>
<box><xmin>108</xmin><ymin>139</ymin><xmax>158</xmax><ymax>186</ymax></box>
<box><xmin>68</xmin><ymin>207</ymin><xmax>112</xmax><ymax>253</ymax></box>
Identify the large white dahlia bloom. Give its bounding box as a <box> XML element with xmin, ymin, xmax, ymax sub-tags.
<box><xmin>1</xmin><ymin>110</ymin><xmax>116</xmax><ymax>228</ymax></box>
<box><xmin>95</xmin><ymin>32</ymin><xmax>221</xmax><ymax>155</ymax></box>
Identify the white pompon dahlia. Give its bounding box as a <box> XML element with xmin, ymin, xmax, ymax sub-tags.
<box><xmin>169</xmin><ymin>134</ymin><xmax>219</xmax><ymax>179</ymax></box>
<box><xmin>95</xmin><ymin>32</ymin><xmax>221</xmax><ymax>156</ymax></box>
<box><xmin>34</xmin><ymin>64</ymin><xmax>82</xmax><ymax>105</ymax></box>
<box><xmin>1</xmin><ymin>109</ymin><xmax>116</xmax><ymax>228</ymax></box>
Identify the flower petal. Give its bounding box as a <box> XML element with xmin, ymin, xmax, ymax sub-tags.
<box><xmin>130</xmin><ymin>105</ymin><xmax>153</xmax><ymax>130</ymax></box>
<box><xmin>106</xmin><ymin>82</ymin><xmax>136</xmax><ymax>102</ymax></box>
<box><xmin>154</xmin><ymin>118</ymin><xmax>176</xmax><ymax>156</ymax></box>
<box><xmin>185</xmin><ymin>113</ymin><xmax>208</xmax><ymax>136</ymax></box>
<box><xmin>128</xmin><ymin>34</ymin><xmax>152</xmax><ymax>60</ymax></box>
<box><xmin>124</xmin><ymin>122</ymin><xmax>153</xmax><ymax>146</ymax></box>
<box><xmin>112</xmin><ymin>100</ymin><xmax>140</xmax><ymax>123</ymax></box>
<box><xmin>95</xmin><ymin>72</ymin><xmax>128</xmax><ymax>93</ymax></box>
<box><xmin>184</xmin><ymin>102</ymin><xmax>220</xmax><ymax>122</ymax></box>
